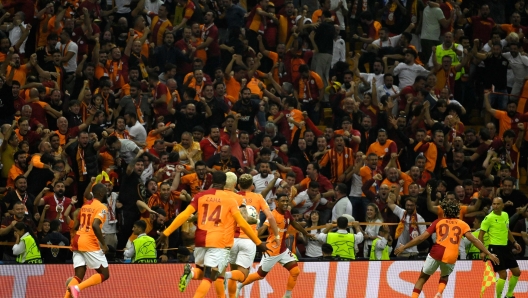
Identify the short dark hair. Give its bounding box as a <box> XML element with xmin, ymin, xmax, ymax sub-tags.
<box><xmin>308</xmin><ymin>181</ymin><xmax>320</xmax><ymax>189</ymax></box>
<box><xmin>337</xmin><ymin>216</ymin><xmax>348</xmax><ymax>229</ymax></box>
<box><xmin>134</xmin><ymin>220</ymin><xmax>147</xmax><ymax>231</ymax></box>
<box><xmin>335</xmin><ymin>183</ymin><xmax>347</xmax><ymax>194</ymax></box>
<box><xmin>322</xmin><ymin>243</ymin><xmax>333</xmax><ymax>254</ymax></box>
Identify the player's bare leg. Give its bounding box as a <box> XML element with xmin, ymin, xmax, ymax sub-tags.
<box><xmin>64</xmin><ymin>266</ymin><xmax>86</xmax><ymax>298</ymax></box>
<box><xmin>435</xmin><ymin>275</ymin><xmax>449</xmax><ymax>298</ymax></box>
<box><xmin>69</xmin><ymin>265</ymin><xmax>109</xmax><ymax>298</ymax></box>
<box><xmin>238</xmin><ymin>266</ymin><xmax>268</xmax><ymax>293</ymax></box>
<box><xmin>225</xmin><ymin>264</ymin><xmax>249</xmax><ymax>298</ymax></box>
<box><xmin>411</xmin><ymin>271</ymin><xmax>431</xmax><ymax>298</ymax></box>
<box><xmin>282</xmin><ymin>261</ymin><xmax>300</xmax><ymax>298</ymax></box>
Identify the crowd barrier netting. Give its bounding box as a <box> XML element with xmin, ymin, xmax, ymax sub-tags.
<box><xmin>1</xmin><ymin>260</ymin><xmax>528</xmax><ymax>297</ymax></box>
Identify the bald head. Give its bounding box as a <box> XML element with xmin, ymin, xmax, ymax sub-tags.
<box><xmin>29</xmin><ymin>88</ymin><xmax>39</xmax><ymax>99</ymax></box>
<box><xmin>92</xmin><ymin>183</ymin><xmax>108</xmax><ymax>200</ymax></box>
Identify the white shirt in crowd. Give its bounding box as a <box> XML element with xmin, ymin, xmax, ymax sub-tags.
<box><xmin>119</xmin><ymin>139</ymin><xmax>140</xmax><ymax>164</ymax></box>
<box><xmin>372</xmin><ymin>34</ymin><xmax>401</xmax><ymax>48</ymax></box>
<box><xmin>292</xmin><ymin>190</ymin><xmax>328</xmax><ymax>215</ymax></box>
<box><xmin>252</xmin><ymin>174</ymin><xmax>282</xmax><ymax>209</ymax></box>
<box><xmin>332</xmin><ymin>37</ymin><xmax>346</xmax><ymax>67</ymax></box>
<box><xmin>329</xmin><ymin>0</ymin><xmax>346</xmax><ymax>30</ymax></box>
<box><xmin>305</xmin><ymin>229</ymin><xmax>324</xmax><ymax>258</ymax></box>
<box><xmin>128</xmin><ymin>121</ymin><xmax>147</xmax><ymax>143</ymax></box>
<box><xmin>9</xmin><ymin>23</ymin><xmax>28</xmax><ymax>54</ymax></box>
<box><xmin>331</xmin><ymin>196</ymin><xmax>352</xmax><ymax>222</ymax></box>
<box><xmin>392</xmin><ymin>205</ymin><xmax>426</xmax><ymax>254</ymax></box>
<box><xmin>115</xmin><ymin>0</ymin><xmax>132</xmax><ymax>13</ymax></box>
<box><xmin>363</xmin><ymin>218</ymin><xmax>382</xmax><ymax>257</ymax></box>
<box><xmin>421</xmin><ymin>5</ymin><xmax>444</xmax><ymax>41</ymax></box>
<box><xmin>360</xmin><ymin>72</ymin><xmax>385</xmax><ymax>93</ymax></box>
<box><xmin>393</xmin><ymin>62</ymin><xmax>430</xmax><ymax>89</ymax></box>
<box><xmin>56</xmin><ymin>41</ymin><xmax>78</xmax><ymax>73</ymax></box>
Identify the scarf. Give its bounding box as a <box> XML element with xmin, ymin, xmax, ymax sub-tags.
<box><xmin>395</xmin><ymin>209</ymin><xmax>418</xmax><ymax>239</ymax></box>
<box><xmin>76</xmin><ymin>145</ymin><xmax>87</xmax><ymax>180</ymax></box>
<box><xmin>133</xmin><ymin>96</ymin><xmax>144</xmax><ymax>123</ymax></box>
<box><xmin>385</xmin><ymin>1</ymin><xmax>398</xmax><ymax>25</ymax></box>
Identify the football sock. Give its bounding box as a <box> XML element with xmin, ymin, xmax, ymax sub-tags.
<box><xmin>229</xmin><ymin>270</ymin><xmax>246</xmax><ymax>282</ymax></box>
<box><xmin>227</xmin><ymin>279</ymin><xmax>238</xmax><ymax>298</ymax></box>
<box><xmin>496</xmin><ymin>278</ymin><xmax>506</xmax><ymax>298</ymax></box>
<box><xmin>213</xmin><ymin>277</ymin><xmax>225</xmax><ymax>298</ymax></box>
<box><xmin>412</xmin><ymin>288</ymin><xmax>421</xmax><ymax>298</ymax></box>
<box><xmin>437</xmin><ymin>279</ymin><xmax>447</xmax><ymax>294</ymax></box>
<box><xmin>64</xmin><ymin>276</ymin><xmax>81</xmax><ymax>298</ymax></box>
<box><xmin>193</xmin><ymin>268</ymin><xmax>204</xmax><ymax>280</ymax></box>
<box><xmin>242</xmin><ymin>272</ymin><xmax>264</xmax><ymax>286</ymax></box>
<box><xmin>77</xmin><ymin>273</ymin><xmax>103</xmax><ymax>291</ymax></box>
<box><xmin>286</xmin><ymin>266</ymin><xmax>300</xmax><ymax>291</ymax></box>
<box><xmin>507</xmin><ymin>275</ymin><xmax>519</xmax><ymax>297</ymax></box>
<box><xmin>194</xmin><ymin>278</ymin><xmax>213</xmax><ymax>298</ymax></box>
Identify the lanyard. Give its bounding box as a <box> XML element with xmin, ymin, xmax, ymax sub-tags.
<box><xmin>54</xmin><ymin>195</ymin><xmax>65</xmax><ymax>222</ymax></box>
<box><xmin>16</xmin><ymin>190</ymin><xmax>28</xmax><ymax>214</ymax></box>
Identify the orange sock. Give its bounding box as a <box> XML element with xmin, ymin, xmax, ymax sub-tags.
<box><xmin>193</xmin><ymin>278</ymin><xmax>213</xmax><ymax>298</ymax></box>
<box><xmin>77</xmin><ymin>274</ymin><xmax>103</xmax><ymax>291</ymax></box>
<box><xmin>242</xmin><ymin>272</ymin><xmax>264</xmax><ymax>287</ymax></box>
<box><xmin>64</xmin><ymin>276</ymin><xmax>81</xmax><ymax>298</ymax></box>
<box><xmin>412</xmin><ymin>287</ymin><xmax>421</xmax><ymax>298</ymax></box>
<box><xmin>229</xmin><ymin>270</ymin><xmax>246</xmax><ymax>282</ymax></box>
<box><xmin>214</xmin><ymin>277</ymin><xmax>226</xmax><ymax>298</ymax></box>
<box><xmin>228</xmin><ymin>279</ymin><xmax>238</xmax><ymax>298</ymax></box>
<box><xmin>438</xmin><ymin>280</ymin><xmax>447</xmax><ymax>294</ymax></box>
<box><xmin>193</xmin><ymin>268</ymin><xmax>204</xmax><ymax>280</ymax></box>
<box><xmin>286</xmin><ymin>266</ymin><xmax>300</xmax><ymax>291</ymax></box>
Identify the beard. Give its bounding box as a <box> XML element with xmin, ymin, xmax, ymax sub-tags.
<box><xmin>507</xmin><ymin>111</ymin><xmax>516</xmax><ymax>118</ymax></box>
<box><xmin>260</xmin><ymin>172</ymin><xmax>269</xmax><ymax>178</ymax></box>
<box><xmin>55</xmin><ymin>190</ymin><xmax>65</xmax><ymax>198</ymax></box>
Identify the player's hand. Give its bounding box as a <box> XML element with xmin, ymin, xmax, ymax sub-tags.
<box><xmin>514</xmin><ymin>242</ymin><xmax>522</xmax><ymax>251</ymax></box>
<box><xmin>156</xmin><ymin>233</ymin><xmax>168</xmax><ymax>247</ymax></box>
<box><xmin>101</xmin><ymin>244</ymin><xmax>109</xmax><ymax>254</ymax></box>
<box><xmin>256</xmin><ymin>242</ymin><xmax>272</xmax><ymax>257</ymax></box>
<box><xmin>394</xmin><ymin>244</ymin><xmax>405</xmax><ymax>256</ymax></box>
<box><xmin>487</xmin><ymin>253</ymin><xmax>500</xmax><ymax>265</ymax></box>
<box><xmin>272</xmin><ymin>237</ymin><xmax>281</xmax><ymax>248</ymax></box>
<box><xmin>159</xmin><ymin>254</ymin><xmax>168</xmax><ymax>263</ymax></box>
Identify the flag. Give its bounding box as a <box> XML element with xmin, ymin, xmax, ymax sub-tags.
<box><xmin>481</xmin><ymin>260</ymin><xmax>496</xmax><ymax>298</ymax></box>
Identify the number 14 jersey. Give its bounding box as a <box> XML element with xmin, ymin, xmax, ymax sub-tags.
<box><xmin>71</xmin><ymin>199</ymin><xmax>108</xmax><ymax>252</ymax></box>
<box><xmin>427</xmin><ymin>218</ymin><xmax>471</xmax><ymax>264</ymax></box>
<box><xmin>190</xmin><ymin>189</ymin><xmax>243</xmax><ymax>249</ymax></box>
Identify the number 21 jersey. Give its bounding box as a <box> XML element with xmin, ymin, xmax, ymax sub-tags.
<box><xmin>71</xmin><ymin>200</ymin><xmax>108</xmax><ymax>252</ymax></box>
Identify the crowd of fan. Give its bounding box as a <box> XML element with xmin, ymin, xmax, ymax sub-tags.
<box><xmin>1</xmin><ymin>0</ymin><xmax>528</xmax><ymax>263</ymax></box>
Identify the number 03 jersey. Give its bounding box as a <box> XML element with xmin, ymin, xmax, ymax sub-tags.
<box><xmin>427</xmin><ymin>218</ymin><xmax>471</xmax><ymax>264</ymax></box>
<box><xmin>190</xmin><ymin>189</ymin><xmax>243</xmax><ymax>249</ymax></box>
<box><xmin>71</xmin><ymin>200</ymin><xmax>108</xmax><ymax>252</ymax></box>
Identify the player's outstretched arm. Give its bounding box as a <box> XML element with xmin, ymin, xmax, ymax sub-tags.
<box><xmin>291</xmin><ymin>219</ymin><xmax>314</xmax><ymax>240</ymax></box>
<box><xmin>263</xmin><ymin>208</ymin><xmax>280</xmax><ymax>246</ymax></box>
<box><xmin>234</xmin><ymin>212</ymin><xmax>262</xmax><ymax>245</ymax></box>
<box><xmin>464</xmin><ymin>232</ymin><xmax>500</xmax><ymax>265</ymax></box>
<box><xmin>157</xmin><ymin>206</ymin><xmax>196</xmax><ymax>246</ymax></box>
<box><xmin>394</xmin><ymin>231</ymin><xmax>431</xmax><ymax>256</ymax></box>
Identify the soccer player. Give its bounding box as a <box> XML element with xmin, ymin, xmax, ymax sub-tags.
<box><xmin>237</xmin><ymin>193</ymin><xmax>315</xmax><ymax>298</ymax></box>
<box><xmin>66</xmin><ymin>183</ymin><xmax>110</xmax><ymax>298</ymax></box>
<box><xmin>395</xmin><ymin>199</ymin><xmax>499</xmax><ymax>298</ymax></box>
<box><xmin>157</xmin><ymin>172</ymin><xmax>269</xmax><ymax>298</ymax></box>
<box><xmin>225</xmin><ymin>173</ymin><xmax>280</xmax><ymax>298</ymax></box>
<box><xmin>479</xmin><ymin>197</ymin><xmax>522</xmax><ymax>298</ymax></box>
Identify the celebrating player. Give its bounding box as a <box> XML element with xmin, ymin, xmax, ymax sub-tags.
<box><xmin>237</xmin><ymin>193</ymin><xmax>315</xmax><ymax>298</ymax></box>
<box><xmin>65</xmin><ymin>183</ymin><xmax>110</xmax><ymax>298</ymax></box>
<box><xmin>395</xmin><ymin>199</ymin><xmax>499</xmax><ymax>298</ymax></box>
<box><xmin>225</xmin><ymin>173</ymin><xmax>280</xmax><ymax>298</ymax></box>
<box><xmin>156</xmin><ymin>172</ymin><xmax>269</xmax><ymax>298</ymax></box>
<box><xmin>479</xmin><ymin>197</ymin><xmax>522</xmax><ymax>298</ymax></box>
